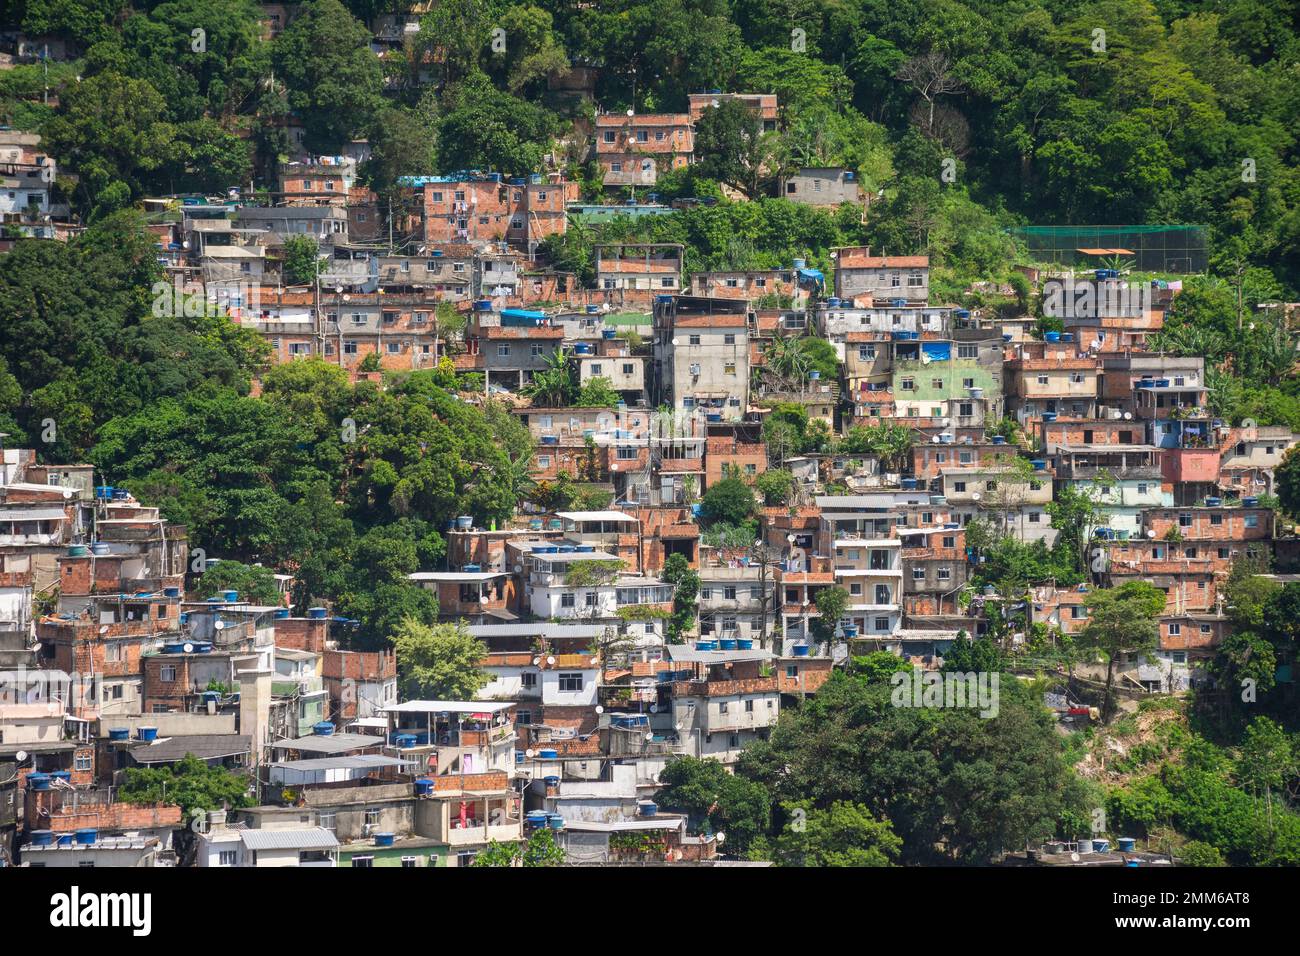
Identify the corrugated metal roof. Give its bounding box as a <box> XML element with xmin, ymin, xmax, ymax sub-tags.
<box><xmin>0</xmin><ymin>507</ymin><xmax>68</xmax><ymax>522</ymax></box>
<box><xmin>239</xmin><ymin>827</ymin><xmax>339</xmax><ymax>851</ymax></box>
<box><xmin>273</xmin><ymin>733</ymin><xmax>380</xmax><ymax>755</ymax></box>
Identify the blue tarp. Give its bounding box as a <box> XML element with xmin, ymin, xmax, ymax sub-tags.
<box><xmin>921</xmin><ymin>341</ymin><xmax>951</xmax><ymax>362</ymax></box>
<box><xmin>797</xmin><ymin>268</ymin><xmax>824</xmax><ymax>281</ymax></box>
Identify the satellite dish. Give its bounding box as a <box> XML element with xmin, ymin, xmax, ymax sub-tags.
<box><xmin>1123</xmin><ymin>412</ymin><xmax>1132</xmax><ymax>420</ymax></box>
<box><xmin>1146</xmin><ymin>530</ymin><xmax>1156</xmax><ymax>538</ymax></box>
<box><xmin>971</xmin><ymin>492</ymin><xmax>981</xmax><ymax>501</ymax></box>
<box><xmin>645</xmin><ymin>732</ymin><xmax>654</xmax><ymax>741</ymax></box>
<box><xmin>183</xmin><ymin>643</ymin><xmax>194</xmax><ymax>653</ymax></box>
<box><xmin>525</xmin><ymin>748</ymin><xmax>536</xmax><ymax>758</ymax></box>
<box><xmin>626</xmin><ymin>109</ymin><xmax>634</xmax><ymax>117</ymax></box>
<box><xmin>675</xmin><ymin>722</ymin><xmax>684</xmax><ymax>731</ymax></box>
<box><xmin>649</xmin><ymin>704</ymin><xmax>658</xmax><ymax>713</ymax></box>
<box><xmin>15</xmin><ymin>751</ymin><xmax>27</xmax><ymax>763</ymax></box>
<box><xmin>546</xmin><ymin>656</ymin><xmax>556</xmax><ymax>666</ymax></box>
<box><xmin>214</xmin><ymin>621</ymin><xmax>225</xmax><ymax>630</ymax></box>
<box><xmin>532</xmin><ymin>657</ymin><xmax>541</xmax><ymax>666</ymax></box>
<box><xmin>931</xmin><ymin>435</ymin><xmax>941</xmax><ymax>443</ymax></box>
<box><xmin>63</xmin><ymin>489</ymin><xmax>73</xmax><ymax>499</ymax></box>
<box><xmin>514</xmin><ymin>564</ymin><xmax>523</xmax><ymax>573</ymax></box>
<box><xmin>716</xmin><ymin>832</ymin><xmax>726</xmax><ymax>845</ymax></box>
<box><xmin>594</xmin><ymin>705</ymin><xmax>604</xmax><ymax>714</ymax></box>
<box><xmin>1070</xmin><ymin>852</ymin><xmax>1080</xmax><ymax>863</ymax></box>
<box><xmin>590</xmin><ymin>658</ymin><xmax>599</xmax><ymax>666</ymax></box>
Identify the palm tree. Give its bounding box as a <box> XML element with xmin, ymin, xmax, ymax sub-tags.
<box><xmin>522</xmin><ymin>349</ymin><xmax>575</xmax><ymax>407</ymax></box>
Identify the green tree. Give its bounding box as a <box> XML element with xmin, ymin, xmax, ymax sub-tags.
<box><xmin>273</xmin><ymin>0</ymin><xmax>383</xmax><ymax>150</ymax></box>
<box><xmin>769</xmin><ymin>800</ymin><xmax>902</xmax><ymax>867</ymax></box>
<box><xmin>118</xmin><ymin>754</ymin><xmax>251</xmax><ymax>818</ymax></box>
<box><xmin>1078</xmin><ymin>581</ymin><xmax>1164</xmax><ymax>722</ymax></box>
<box><xmin>391</xmin><ymin>617</ymin><xmax>490</xmax><ymax>699</ymax></box>
<box><xmin>195</xmin><ymin>560</ymin><xmax>282</xmax><ymax>606</ymax></box>
<box><xmin>472</xmin><ymin>826</ymin><xmax>567</xmax><ymax>866</ymax></box>
<box><xmin>654</xmin><ymin>756</ymin><xmax>770</xmax><ymax>854</ymax></box>
<box><xmin>281</xmin><ymin>235</ymin><xmax>320</xmax><ymax>286</ymax></box>
<box><xmin>698</xmin><ymin>477</ymin><xmax>756</xmax><ymax>527</ymax></box>
<box><xmin>754</xmin><ymin>468</ymin><xmax>795</xmax><ymax>506</ymax></box>
<box><xmin>738</xmin><ymin>674</ymin><xmax>1081</xmax><ymax>864</ymax></box>
<box><xmin>574</xmin><ymin>376</ymin><xmax>621</xmax><ymax>407</ymax></box>
<box><xmin>693</xmin><ymin>99</ymin><xmax>775</xmax><ymax>200</ymax></box>
<box><xmin>660</xmin><ymin>552</ymin><xmax>700</xmax><ymax>644</ymax></box>
<box><xmin>811</xmin><ymin>585</ymin><xmax>849</xmax><ymax>648</ymax></box>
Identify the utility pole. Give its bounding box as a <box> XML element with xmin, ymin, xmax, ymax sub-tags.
<box><xmin>749</xmin><ymin>541</ymin><xmax>783</xmax><ymax>651</ymax></box>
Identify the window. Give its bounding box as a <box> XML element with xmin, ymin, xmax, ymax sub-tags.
<box><xmin>957</xmin><ymin>345</ymin><xmax>978</xmax><ymax>359</ymax></box>
<box><xmin>688</xmin><ymin>334</ymin><xmax>701</xmax><ymax>345</ymax></box>
<box><xmin>559</xmin><ymin>673</ymin><xmax>584</xmax><ymax>692</ymax></box>
<box><xmin>497</xmin><ymin>344</ymin><xmax>510</xmax><ymax>357</ymax></box>
<box><xmin>724</xmin><ymin>334</ymin><xmax>736</xmax><ymax>345</ymax></box>
<box><xmin>912</xmin><ymin>568</ymin><xmax>926</xmax><ymax>580</ymax></box>
<box><xmin>365</xmin><ymin>808</ymin><xmax>381</xmax><ymax>827</ymax></box>
<box><xmin>719</xmin><ymin>701</ymin><xmax>729</xmax><ymax>714</ymax></box>
<box><xmin>218</xmin><ymin>850</ymin><xmax>237</xmax><ymax>866</ymax></box>
<box><xmin>560</xmin><ymin>592</ymin><xmax>575</xmax><ymax>608</ymax></box>
<box><xmin>590</xmin><ymin>363</ymin><xmax>602</xmax><ymax>375</ymax></box>
<box><xmin>401</xmin><ymin>857</ymin><xmax>418</xmax><ymax>868</ymax></box>
<box><xmin>874</xmin><ymin>616</ymin><xmax>890</xmax><ymax>631</ymax></box>
<box><xmin>724</xmin><ymin>362</ymin><xmax>736</xmax><ymax>375</ymax></box>
<box><xmin>75</xmin><ymin>753</ymin><xmax>92</xmax><ymax>771</ymax></box>
<box><xmin>1167</xmin><ymin>623</ymin><xmax>1181</xmax><ymax>636</ymax></box>
<box><xmin>1179</xmin><ymin>513</ymin><xmax>1193</xmax><ymax>528</ymax></box>
<box><xmin>537</xmin><ymin>455</ymin><xmax>551</xmax><ymax>469</ymax></box>
<box><xmin>521</xmin><ymin>672</ymin><xmax>537</xmax><ymax>689</ymax></box>
<box><xmin>351</xmin><ymin>856</ymin><xmax>374</xmax><ymax>868</ymax></box>
<box><xmin>786</xmin><ymin>665</ymin><xmax>798</xmax><ymax>678</ymax></box>
<box><xmin>900</xmin><ymin>377</ymin><xmax>915</xmax><ymax>391</ymax></box>
<box><xmin>319</xmin><ymin>811</ymin><xmax>337</xmax><ymax>832</ymax></box>
<box><xmin>160</xmin><ymin>665</ymin><xmax>177</xmax><ymax>683</ymax></box>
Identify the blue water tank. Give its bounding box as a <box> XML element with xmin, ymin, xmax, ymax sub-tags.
<box><xmin>108</xmin><ymin>728</ymin><xmax>130</xmax><ymax>741</ymax></box>
<box><xmin>526</xmin><ymin>811</ymin><xmax>549</xmax><ymax>829</ymax></box>
<box><xmin>1205</xmin><ymin>496</ymin><xmax>1222</xmax><ymax>507</ymax></box>
<box><xmin>639</xmin><ymin>801</ymin><xmax>658</xmax><ymax>817</ymax></box>
<box><xmin>163</xmin><ymin>587</ymin><xmax>180</xmax><ymax>598</ymax></box>
<box><xmin>463</xmin><ymin>563</ymin><xmax>481</xmax><ymax>572</ymax></box>
<box><xmin>547</xmin><ymin>814</ymin><xmax>565</xmax><ymax>830</ymax></box>
<box><xmin>75</xmin><ymin>829</ymin><xmax>98</xmax><ymax>846</ymax></box>
<box><xmin>792</xmin><ymin>643</ymin><xmax>810</xmax><ymax>657</ymax></box>
<box><xmin>27</xmin><ymin>773</ymin><xmax>51</xmax><ymax>791</ymax></box>
<box><xmin>313</xmin><ymin>722</ymin><xmax>335</xmax><ymax>737</ymax></box>
<box><xmin>543</xmin><ymin>775</ymin><xmax>560</xmax><ymax>787</ymax></box>
<box><xmin>1044</xmin><ymin>331</ymin><xmax>1061</xmax><ymax>343</ymax></box>
<box><xmin>737</xmin><ymin>638</ymin><xmax>754</xmax><ymax>650</ymax></box>
<box><xmin>415</xmin><ymin>778</ymin><xmax>434</xmax><ymax>797</ymax></box>
<box><xmin>1117</xmin><ymin>837</ymin><xmax>1136</xmax><ymax>852</ymax></box>
<box><xmin>223</xmin><ymin>590</ymin><xmax>239</xmax><ymax>603</ymax></box>
<box><xmin>29</xmin><ymin>829</ymin><xmax>53</xmax><ymax>846</ymax></box>
<box><xmin>719</xmin><ymin>638</ymin><xmax>738</xmax><ymax>651</ymax></box>
<box><xmin>374</xmin><ymin>832</ymin><xmax>395</xmax><ymax>847</ymax></box>
<box><xmin>274</xmin><ymin>608</ymin><xmax>290</xmax><ymax>619</ymax></box>
<box><xmin>538</xmin><ymin>749</ymin><xmax>558</xmax><ymax>760</ymax></box>
<box><xmin>308</xmin><ymin>607</ymin><xmax>327</xmax><ymax>619</ymax></box>
<box><xmin>394</xmin><ymin>734</ymin><xmax>417</xmax><ymax>748</ymax></box>
<box><xmin>137</xmin><ymin>726</ymin><xmax>158</xmax><ymax>742</ymax></box>
<box><xmin>1243</xmin><ymin>496</ymin><xmax>1259</xmax><ymax>507</ymax></box>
